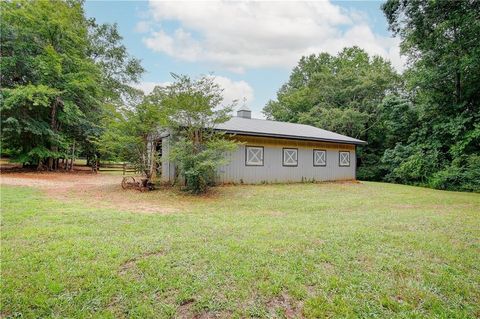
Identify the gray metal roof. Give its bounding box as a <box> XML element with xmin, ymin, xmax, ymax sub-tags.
<box><xmin>215</xmin><ymin>116</ymin><xmax>367</xmax><ymax>145</ymax></box>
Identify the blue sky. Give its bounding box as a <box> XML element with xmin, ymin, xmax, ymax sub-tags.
<box><xmin>84</xmin><ymin>1</ymin><xmax>401</xmax><ymax>118</ymax></box>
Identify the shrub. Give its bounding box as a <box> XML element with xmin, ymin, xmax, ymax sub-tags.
<box><xmin>429</xmin><ymin>155</ymin><xmax>480</xmax><ymax>192</ymax></box>
<box><xmin>169</xmin><ymin>137</ymin><xmax>236</xmax><ymax>194</ymax></box>
<box><xmin>160</xmin><ymin>74</ymin><xmax>238</xmax><ymax>194</ymax></box>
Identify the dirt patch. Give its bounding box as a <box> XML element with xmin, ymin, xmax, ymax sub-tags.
<box><xmin>107</xmin><ymin>295</ymin><xmax>128</xmax><ymax>319</ymax></box>
<box><xmin>0</xmin><ymin>171</ymin><xmax>108</xmax><ymax>187</ymax></box>
<box><xmin>357</xmin><ymin>255</ymin><xmax>374</xmax><ymax>271</ymax></box>
<box><xmin>317</xmin><ymin>261</ymin><xmax>335</xmax><ymax>274</ymax></box>
<box><xmin>176</xmin><ymin>299</ymin><xmax>232</xmax><ymax>319</ymax></box>
<box><xmin>0</xmin><ymin>171</ymin><xmax>183</xmax><ymax>214</ymax></box>
<box><xmin>177</xmin><ymin>299</ymin><xmax>196</xmax><ymax>318</ymax></box>
<box><xmin>266</xmin><ymin>292</ymin><xmax>304</xmax><ymax>318</ymax></box>
<box><xmin>178</xmin><ymin>305</ymin><xmax>227</xmax><ymax>319</ymax></box>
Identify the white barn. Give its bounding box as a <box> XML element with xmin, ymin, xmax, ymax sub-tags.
<box><xmin>160</xmin><ymin>106</ymin><xmax>366</xmax><ymax>184</ymax></box>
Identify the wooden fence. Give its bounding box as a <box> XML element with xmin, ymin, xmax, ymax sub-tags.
<box><xmin>98</xmin><ymin>162</ymin><xmax>137</xmax><ymax>175</ymax></box>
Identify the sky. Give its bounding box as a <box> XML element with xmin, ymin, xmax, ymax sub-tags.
<box><xmin>84</xmin><ymin>1</ymin><xmax>404</xmax><ymax>118</ymax></box>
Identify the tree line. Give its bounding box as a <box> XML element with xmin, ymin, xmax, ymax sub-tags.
<box><xmin>1</xmin><ymin>0</ymin><xmax>143</xmax><ymax>170</ymax></box>
<box><xmin>264</xmin><ymin>0</ymin><xmax>479</xmax><ymax>192</ymax></box>
<box><xmin>1</xmin><ymin>0</ymin><xmax>235</xmax><ymax>194</ymax></box>
<box><xmin>1</xmin><ymin>0</ymin><xmax>478</xmax><ymax>192</ymax></box>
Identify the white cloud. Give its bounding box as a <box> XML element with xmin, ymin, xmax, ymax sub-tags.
<box><xmin>133</xmin><ymin>76</ymin><xmax>254</xmax><ymax>109</ymax></box>
<box><xmin>142</xmin><ymin>1</ymin><xmax>405</xmax><ymax>72</ymax></box>
<box><xmin>134</xmin><ymin>20</ymin><xmax>151</xmax><ymax>33</ymax></box>
<box><xmin>132</xmin><ymin>81</ymin><xmax>171</xmax><ymax>94</ymax></box>
<box><xmin>210</xmin><ymin>75</ymin><xmax>254</xmax><ymax>108</ymax></box>
<box><xmin>144</xmin><ymin>29</ymin><xmax>202</xmax><ymax>62</ymax></box>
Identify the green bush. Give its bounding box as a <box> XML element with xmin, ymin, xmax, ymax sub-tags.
<box><xmin>381</xmin><ymin>144</ymin><xmax>442</xmax><ymax>185</ymax></box>
<box><xmin>159</xmin><ymin>74</ymin><xmax>238</xmax><ymax>194</ymax></box>
<box><xmin>429</xmin><ymin>155</ymin><xmax>480</xmax><ymax>192</ymax></box>
<box><xmin>169</xmin><ymin>136</ymin><xmax>236</xmax><ymax>194</ymax></box>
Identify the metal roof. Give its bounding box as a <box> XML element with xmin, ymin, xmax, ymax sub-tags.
<box><xmin>215</xmin><ymin>116</ymin><xmax>367</xmax><ymax>145</ymax></box>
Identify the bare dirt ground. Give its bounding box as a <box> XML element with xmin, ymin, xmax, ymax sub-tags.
<box><xmin>0</xmin><ymin>170</ymin><xmax>182</xmax><ymax>214</ymax></box>
<box><xmin>1</xmin><ymin>169</ymin><xmax>364</xmax><ymax>216</ymax></box>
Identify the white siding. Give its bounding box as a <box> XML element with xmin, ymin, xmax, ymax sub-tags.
<box><xmin>160</xmin><ymin>136</ymin><xmax>176</xmax><ymax>183</ymax></box>
<box><xmin>161</xmin><ymin>135</ymin><xmax>357</xmax><ymax>184</ymax></box>
<box><xmin>217</xmin><ymin>143</ymin><xmax>356</xmax><ymax>184</ymax></box>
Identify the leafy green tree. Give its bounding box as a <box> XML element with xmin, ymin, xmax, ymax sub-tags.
<box><xmin>98</xmin><ymin>90</ymin><xmax>165</xmax><ymax>177</ymax></box>
<box><xmin>382</xmin><ymin>0</ymin><xmax>480</xmax><ymax>191</ymax></box>
<box><xmin>159</xmin><ymin>74</ymin><xmax>238</xmax><ymax>194</ymax></box>
<box><xmin>263</xmin><ymin>47</ymin><xmax>400</xmax><ymax>180</ymax></box>
<box><xmin>0</xmin><ymin>0</ymin><xmax>143</xmax><ymax>169</ymax></box>
<box><xmin>360</xmin><ymin>95</ymin><xmax>418</xmax><ymax>180</ymax></box>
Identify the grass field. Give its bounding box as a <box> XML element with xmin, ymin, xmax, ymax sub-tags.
<box><xmin>1</xmin><ymin>174</ymin><xmax>479</xmax><ymax>318</ymax></box>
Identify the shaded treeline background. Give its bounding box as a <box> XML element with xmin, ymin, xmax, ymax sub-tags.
<box><xmin>1</xmin><ymin>0</ymin><xmax>479</xmax><ymax>192</ymax></box>
<box><xmin>264</xmin><ymin>1</ymin><xmax>479</xmax><ymax>192</ymax></box>
<box><xmin>1</xmin><ymin>0</ymin><xmax>144</xmax><ymax>170</ymax></box>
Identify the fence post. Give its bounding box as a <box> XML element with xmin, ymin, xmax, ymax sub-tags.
<box><xmin>123</xmin><ymin>163</ymin><xmax>126</xmax><ymax>175</ymax></box>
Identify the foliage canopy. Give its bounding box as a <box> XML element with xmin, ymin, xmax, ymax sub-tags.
<box><xmin>159</xmin><ymin>74</ymin><xmax>238</xmax><ymax>193</ymax></box>
<box><xmin>381</xmin><ymin>0</ymin><xmax>480</xmax><ymax>191</ymax></box>
<box><xmin>263</xmin><ymin>1</ymin><xmax>480</xmax><ymax>193</ymax></box>
<box><xmin>0</xmin><ymin>0</ymin><xmax>143</xmax><ymax>169</ymax></box>
<box><xmin>1</xmin><ymin>0</ymin><xmax>478</xmax><ymax>193</ymax></box>
<box><xmin>263</xmin><ymin>47</ymin><xmax>401</xmax><ymax>180</ymax></box>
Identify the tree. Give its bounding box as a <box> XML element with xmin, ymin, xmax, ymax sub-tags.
<box><xmin>382</xmin><ymin>0</ymin><xmax>480</xmax><ymax>191</ymax></box>
<box><xmin>98</xmin><ymin>90</ymin><xmax>165</xmax><ymax>178</ymax></box>
<box><xmin>360</xmin><ymin>95</ymin><xmax>418</xmax><ymax>180</ymax></box>
<box><xmin>0</xmin><ymin>0</ymin><xmax>143</xmax><ymax>169</ymax></box>
<box><xmin>263</xmin><ymin>47</ymin><xmax>401</xmax><ymax>180</ymax></box>
<box><xmin>159</xmin><ymin>74</ymin><xmax>238</xmax><ymax>194</ymax></box>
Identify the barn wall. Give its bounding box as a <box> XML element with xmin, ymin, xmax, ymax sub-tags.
<box><xmin>160</xmin><ymin>136</ymin><xmax>175</xmax><ymax>183</ymax></box>
<box><xmin>216</xmin><ymin>135</ymin><xmax>357</xmax><ymax>184</ymax></box>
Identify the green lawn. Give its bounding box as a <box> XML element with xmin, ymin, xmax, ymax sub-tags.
<box><xmin>1</xmin><ymin>181</ymin><xmax>479</xmax><ymax>318</ymax></box>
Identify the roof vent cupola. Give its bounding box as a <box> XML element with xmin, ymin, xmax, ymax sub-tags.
<box><xmin>237</xmin><ymin>105</ymin><xmax>252</xmax><ymax>119</ymax></box>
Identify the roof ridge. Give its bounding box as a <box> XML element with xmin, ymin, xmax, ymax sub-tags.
<box><xmin>235</xmin><ymin>116</ymin><xmax>325</xmax><ymax>130</ymax></box>
<box><xmin>224</xmin><ymin>116</ymin><xmax>366</xmax><ymax>145</ymax></box>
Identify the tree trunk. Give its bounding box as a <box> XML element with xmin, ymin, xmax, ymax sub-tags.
<box><xmin>70</xmin><ymin>140</ymin><xmax>75</xmax><ymax>171</ymax></box>
<box><xmin>48</xmin><ymin>157</ymin><xmax>53</xmax><ymax>171</ymax></box>
<box><xmin>48</xmin><ymin>97</ymin><xmax>62</xmax><ymax>170</ymax></box>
